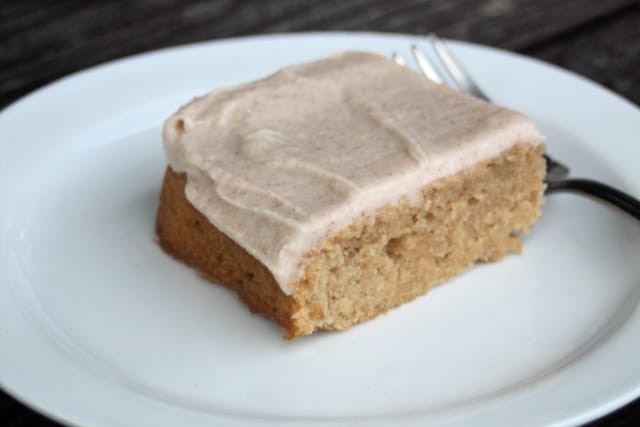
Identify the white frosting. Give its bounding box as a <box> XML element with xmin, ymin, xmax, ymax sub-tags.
<box><xmin>163</xmin><ymin>51</ymin><xmax>543</xmax><ymax>295</ymax></box>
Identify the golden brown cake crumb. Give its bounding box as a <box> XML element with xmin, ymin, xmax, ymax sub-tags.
<box><xmin>156</xmin><ymin>142</ymin><xmax>545</xmax><ymax>338</ymax></box>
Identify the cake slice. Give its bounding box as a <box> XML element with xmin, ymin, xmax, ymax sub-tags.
<box><xmin>156</xmin><ymin>51</ymin><xmax>545</xmax><ymax>338</ymax></box>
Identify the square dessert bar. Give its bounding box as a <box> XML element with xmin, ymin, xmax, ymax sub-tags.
<box><xmin>156</xmin><ymin>51</ymin><xmax>545</xmax><ymax>338</ymax></box>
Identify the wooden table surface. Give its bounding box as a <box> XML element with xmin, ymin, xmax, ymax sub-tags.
<box><xmin>1</xmin><ymin>1</ymin><xmax>639</xmax><ymax>425</ymax></box>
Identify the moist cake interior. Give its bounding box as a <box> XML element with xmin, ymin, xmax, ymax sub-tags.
<box><xmin>156</xmin><ymin>51</ymin><xmax>545</xmax><ymax>338</ymax></box>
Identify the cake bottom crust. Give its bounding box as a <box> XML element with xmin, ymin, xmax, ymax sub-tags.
<box><xmin>156</xmin><ymin>142</ymin><xmax>545</xmax><ymax>338</ymax></box>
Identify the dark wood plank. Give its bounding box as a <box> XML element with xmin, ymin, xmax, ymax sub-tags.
<box><xmin>525</xmin><ymin>5</ymin><xmax>640</xmax><ymax>106</ymax></box>
<box><xmin>1</xmin><ymin>0</ymin><xmax>638</xmax><ymax>107</ymax></box>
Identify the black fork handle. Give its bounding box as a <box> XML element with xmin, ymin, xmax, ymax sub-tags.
<box><xmin>546</xmin><ymin>179</ymin><xmax>640</xmax><ymax>221</ymax></box>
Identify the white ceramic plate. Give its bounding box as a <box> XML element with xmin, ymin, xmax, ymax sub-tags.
<box><xmin>1</xmin><ymin>32</ymin><xmax>639</xmax><ymax>427</ymax></box>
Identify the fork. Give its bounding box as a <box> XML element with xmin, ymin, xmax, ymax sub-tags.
<box><xmin>393</xmin><ymin>34</ymin><xmax>640</xmax><ymax>221</ymax></box>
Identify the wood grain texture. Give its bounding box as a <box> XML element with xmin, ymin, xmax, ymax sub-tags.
<box><xmin>527</xmin><ymin>6</ymin><xmax>640</xmax><ymax>105</ymax></box>
<box><xmin>1</xmin><ymin>0</ymin><xmax>639</xmax><ymax>426</ymax></box>
<box><xmin>1</xmin><ymin>0</ymin><xmax>639</xmax><ymax>107</ymax></box>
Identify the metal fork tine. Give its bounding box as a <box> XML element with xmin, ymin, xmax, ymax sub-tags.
<box><xmin>391</xmin><ymin>52</ymin><xmax>408</xmax><ymax>67</ymax></box>
<box><xmin>394</xmin><ymin>37</ymin><xmax>572</xmax><ymax>185</ymax></box>
<box><xmin>410</xmin><ymin>44</ymin><xmax>444</xmax><ymax>84</ymax></box>
<box><xmin>429</xmin><ymin>34</ymin><xmax>491</xmax><ymax>102</ymax></box>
